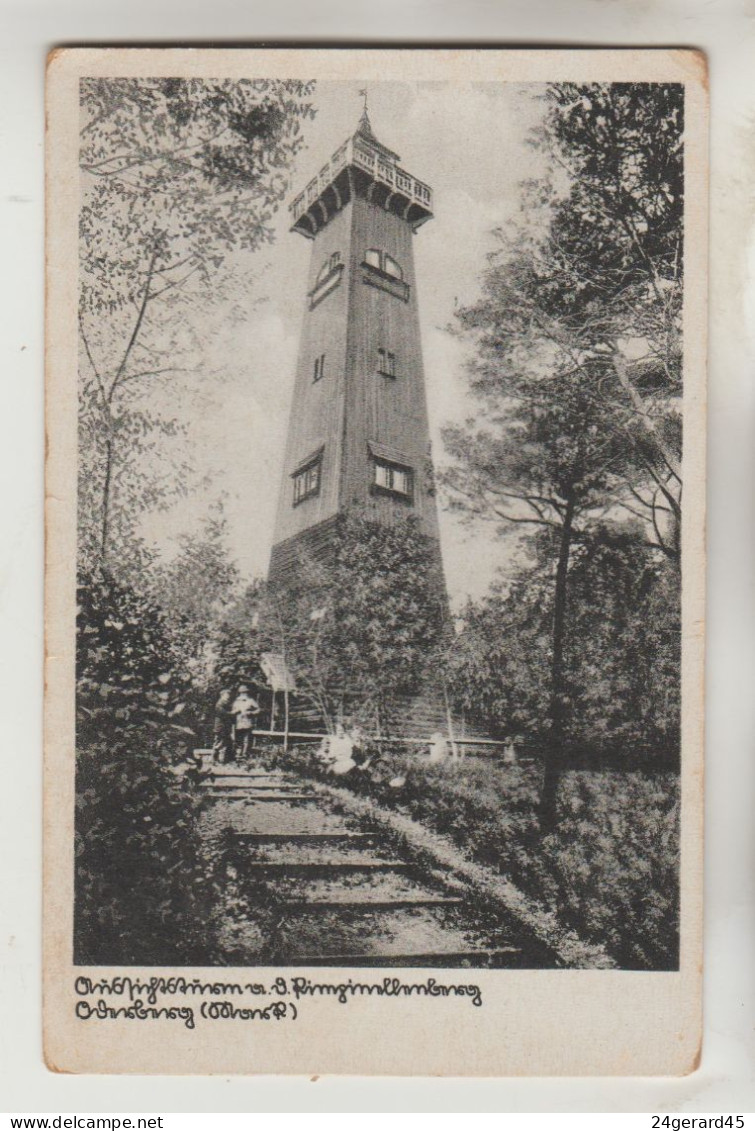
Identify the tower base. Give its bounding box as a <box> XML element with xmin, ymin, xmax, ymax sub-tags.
<box><xmin>266</xmin><ymin>512</ymin><xmax>455</xmax><ymax>738</ymax></box>
<box><xmin>267</xmin><ymin>516</ymin><xmax>342</xmax><ymax>595</ymax></box>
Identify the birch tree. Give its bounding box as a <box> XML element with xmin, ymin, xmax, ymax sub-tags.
<box><xmin>78</xmin><ymin>78</ymin><xmax>316</xmax><ymax>572</ymax></box>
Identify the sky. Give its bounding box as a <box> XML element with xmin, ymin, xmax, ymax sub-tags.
<box><xmin>139</xmin><ymin>80</ymin><xmax>549</xmax><ymax>608</ymax></box>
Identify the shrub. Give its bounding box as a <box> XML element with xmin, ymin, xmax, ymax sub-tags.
<box><xmin>75</xmin><ymin>734</ymin><xmax>218</xmax><ymax>965</ymax></box>
<box><xmin>449</xmin><ymin>527</ymin><xmax>681</xmax><ymax>752</ymax></box>
<box><xmin>75</xmin><ymin>568</ymin><xmax>220</xmax><ymax>965</ymax></box>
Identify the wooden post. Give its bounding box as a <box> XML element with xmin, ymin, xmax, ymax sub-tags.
<box><xmin>441</xmin><ymin>677</ymin><xmax>459</xmax><ymax>761</ymax></box>
<box><xmin>283</xmin><ymin>686</ymin><xmax>290</xmax><ymax>753</ymax></box>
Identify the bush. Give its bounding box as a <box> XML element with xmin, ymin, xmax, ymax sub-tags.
<box><xmin>75</xmin><ymin>733</ymin><xmax>218</xmax><ymax>965</ymax></box>
<box><xmin>75</xmin><ymin>568</ymin><xmax>220</xmax><ymax>965</ymax></box>
<box><xmin>262</xmin><ymin>511</ymin><xmax>447</xmax><ymax>733</ymax></box>
<box><xmin>449</xmin><ymin>527</ymin><xmax>681</xmax><ymax>751</ymax></box>
<box><xmin>547</xmin><ymin>771</ymin><xmax>679</xmax><ymax>968</ymax></box>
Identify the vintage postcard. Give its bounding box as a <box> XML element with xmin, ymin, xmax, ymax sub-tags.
<box><xmin>45</xmin><ymin>48</ymin><xmax>707</xmax><ymax>1075</ymax></box>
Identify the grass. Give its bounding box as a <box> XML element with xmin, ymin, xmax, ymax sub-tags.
<box><xmin>273</xmin><ymin>744</ymin><xmax>680</xmax><ymax>971</ymax></box>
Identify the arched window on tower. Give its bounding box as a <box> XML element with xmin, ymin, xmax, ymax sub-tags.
<box><xmin>365</xmin><ymin>248</ymin><xmax>403</xmax><ymax>280</ymax></box>
<box><xmin>362</xmin><ymin>249</ymin><xmax>409</xmax><ymax>301</ymax></box>
<box><xmin>310</xmin><ymin>251</ymin><xmax>344</xmax><ymax>309</ymax></box>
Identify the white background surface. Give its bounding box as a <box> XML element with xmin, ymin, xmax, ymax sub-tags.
<box><xmin>1</xmin><ymin>0</ymin><xmax>752</xmax><ymax>1113</ymax></box>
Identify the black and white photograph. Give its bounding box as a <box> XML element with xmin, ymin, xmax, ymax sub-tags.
<box><xmin>44</xmin><ymin>47</ymin><xmax>707</xmax><ymax>1077</ymax></box>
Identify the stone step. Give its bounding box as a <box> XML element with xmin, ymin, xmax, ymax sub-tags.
<box><xmin>207</xmin><ymin>792</ymin><xmax>317</xmax><ymax>803</ymax></box>
<box><xmin>250</xmin><ymin>869</ymin><xmax>447</xmax><ymax>904</ymax></box>
<box><xmin>290</xmin><ymin>948</ymin><xmax>521</xmax><ymax>967</ymax></box>
<box><xmin>208</xmin><ymin>782</ymin><xmax>302</xmax><ymax>792</ymax></box>
<box><xmin>209</xmin><ymin>771</ymin><xmax>293</xmax><ymax>780</ymax></box>
<box><xmin>272</xmin><ymin>896</ymin><xmax>464</xmax><ymax>912</ymax></box>
<box><xmin>238</xmin><ymin>860</ymin><xmax>411</xmax><ymax>875</ymax></box>
<box><xmin>230</xmin><ymin>840</ymin><xmax>397</xmax><ymax>866</ymax></box>
<box><xmin>234</xmin><ymin>831</ymin><xmax>374</xmax><ymax>845</ymax></box>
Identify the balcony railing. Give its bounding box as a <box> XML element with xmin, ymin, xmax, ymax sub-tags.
<box><xmin>290</xmin><ymin>138</ymin><xmax>433</xmax><ymax>223</ymax></box>
<box><xmin>332</xmin><ymin>142</ymin><xmax>348</xmax><ymax>172</ymax></box>
<box><xmin>395</xmin><ymin>169</ymin><xmax>412</xmax><ymax>194</ymax></box>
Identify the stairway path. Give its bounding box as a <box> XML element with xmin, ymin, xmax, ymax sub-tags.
<box><xmin>197</xmin><ymin>756</ymin><xmax>556</xmax><ymax>968</ymax></box>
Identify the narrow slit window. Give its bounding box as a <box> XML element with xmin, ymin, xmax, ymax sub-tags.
<box><xmin>313</xmin><ymin>353</ymin><xmax>326</xmax><ymax>382</ymax></box>
<box><xmin>377</xmin><ymin>348</ymin><xmax>396</xmax><ymax>377</ymax></box>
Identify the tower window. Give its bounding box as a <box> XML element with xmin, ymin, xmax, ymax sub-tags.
<box><xmin>315</xmin><ymin>252</ymin><xmax>341</xmax><ymax>289</ymax></box>
<box><xmin>373</xmin><ymin>458</ymin><xmax>412</xmax><ymax>500</ymax></box>
<box><xmin>292</xmin><ymin>454</ymin><xmax>322</xmax><ymax>506</ymax></box>
<box><xmin>310</xmin><ymin>253</ymin><xmax>344</xmax><ymax>309</ymax></box>
<box><xmin>313</xmin><ymin>353</ymin><xmax>326</xmax><ymax>382</ymax></box>
<box><xmin>377</xmin><ymin>348</ymin><xmax>397</xmax><ymax>377</ymax></box>
<box><xmin>364</xmin><ymin>248</ymin><xmax>403</xmax><ymax>281</ymax></box>
<box><xmin>362</xmin><ymin>249</ymin><xmax>409</xmax><ymax>302</ymax></box>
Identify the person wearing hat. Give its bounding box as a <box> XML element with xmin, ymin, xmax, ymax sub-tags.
<box><xmin>231</xmin><ymin>683</ymin><xmax>261</xmax><ymax>761</ymax></box>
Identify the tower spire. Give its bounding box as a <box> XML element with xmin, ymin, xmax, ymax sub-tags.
<box><xmin>357</xmin><ymin>87</ymin><xmax>375</xmax><ymax>140</ymax></box>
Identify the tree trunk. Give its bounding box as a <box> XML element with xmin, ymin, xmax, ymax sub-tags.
<box><xmin>97</xmin><ymin>247</ymin><xmax>159</xmax><ymax>570</ymax></box>
<box><xmin>441</xmin><ymin>675</ymin><xmax>459</xmax><ymax>761</ymax></box>
<box><xmin>539</xmin><ymin>495</ymin><xmax>575</xmax><ymax>830</ymax></box>
<box><xmin>283</xmin><ymin>685</ymin><xmax>289</xmax><ymax>752</ymax></box>
<box><xmin>100</xmin><ymin>435</ymin><xmax>113</xmax><ymax>566</ymax></box>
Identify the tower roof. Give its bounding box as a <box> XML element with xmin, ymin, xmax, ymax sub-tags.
<box><xmin>356</xmin><ymin>105</ymin><xmax>375</xmax><ymax>141</ymax></box>
<box><xmin>354</xmin><ymin>107</ymin><xmax>400</xmax><ymax>163</ymax></box>
<box><xmin>289</xmin><ymin>108</ymin><xmax>432</xmax><ymax>238</ymax></box>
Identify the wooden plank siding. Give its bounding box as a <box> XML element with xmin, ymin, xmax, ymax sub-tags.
<box><xmin>341</xmin><ymin>195</ymin><xmax>441</xmax><ymax>541</ymax></box>
<box><xmin>264</xmin><ymin>141</ymin><xmax>466</xmax><ymax>742</ymax></box>
<box><xmin>270</xmin><ymin>206</ymin><xmax>352</xmax><ymax>551</ymax></box>
<box><xmin>268</xmin><ymin>187</ymin><xmax>444</xmax><ymax>590</ymax></box>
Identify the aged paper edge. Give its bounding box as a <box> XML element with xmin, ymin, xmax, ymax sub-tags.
<box><xmin>44</xmin><ymin>46</ymin><xmax>707</xmax><ymax>1076</ymax></box>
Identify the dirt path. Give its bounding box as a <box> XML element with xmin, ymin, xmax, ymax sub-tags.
<box><xmin>198</xmin><ymin>759</ymin><xmax>559</xmax><ymax>968</ymax></box>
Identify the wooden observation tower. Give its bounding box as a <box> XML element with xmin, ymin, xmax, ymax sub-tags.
<box><xmin>267</xmin><ymin>106</ymin><xmax>446</xmax><ymax>600</ymax></box>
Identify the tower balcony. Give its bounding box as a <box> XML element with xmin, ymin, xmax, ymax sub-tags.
<box><xmin>289</xmin><ymin>136</ymin><xmax>433</xmax><ymax>239</ymax></box>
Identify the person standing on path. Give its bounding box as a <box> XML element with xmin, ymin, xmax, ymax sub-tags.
<box><xmin>231</xmin><ymin>684</ymin><xmax>261</xmax><ymax>761</ymax></box>
<box><xmin>427</xmin><ymin>731</ymin><xmax>450</xmax><ymax>764</ymax></box>
<box><xmin>327</xmin><ymin>723</ymin><xmax>356</xmax><ymax>776</ymax></box>
<box><xmin>212</xmin><ymin>688</ymin><xmax>234</xmax><ymax>764</ymax></box>
<box><xmin>503</xmin><ymin>736</ymin><xmax>518</xmax><ymax>765</ymax></box>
